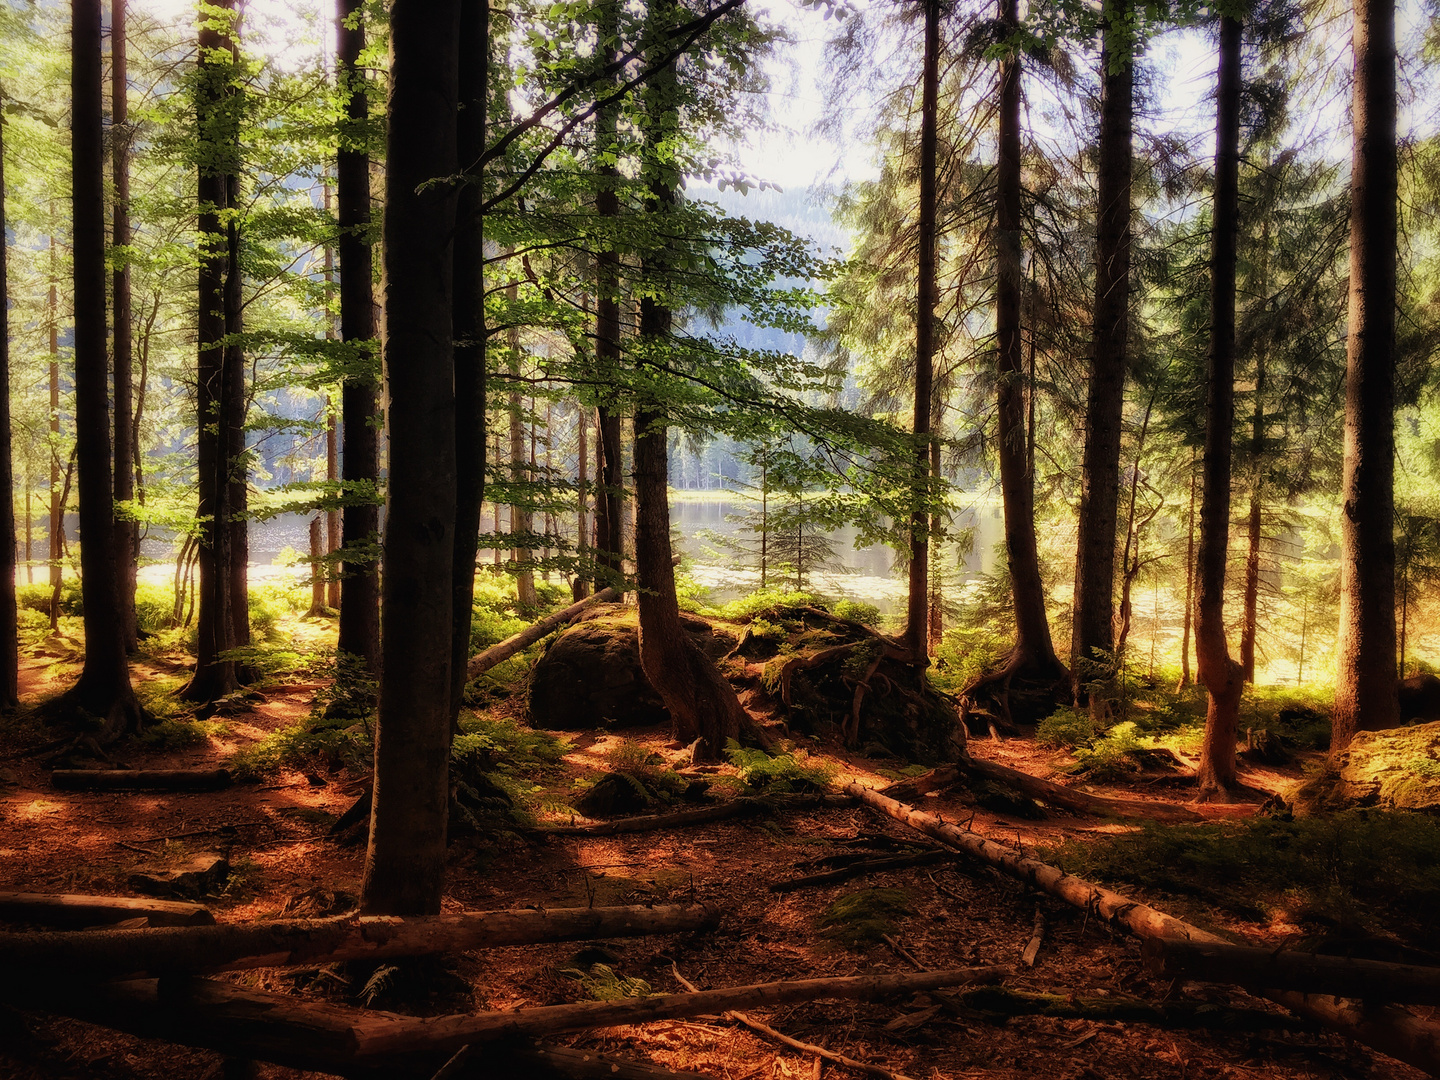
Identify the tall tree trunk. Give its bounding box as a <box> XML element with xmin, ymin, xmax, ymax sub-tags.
<box><xmin>307</xmin><ymin>515</ymin><xmax>327</xmax><ymax>617</ymax></box>
<box><xmin>1071</xmin><ymin>0</ymin><xmax>1134</xmax><ymax>695</ymax></box>
<box><xmin>593</xmin><ymin>1</ymin><xmax>625</xmax><ymax>591</ymax></box>
<box><xmin>927</xmin><ymin>433</ymin><xmax>943</xmax><ymax>652</ymax></box>
<box><xmin>323</xmin><ymin>185</ymin><xmax>341</xmax><ymax>612</ymax></box>
<box><xmin>48</xmin><ymin>233</ymin><xmax>60</xmax><ymax>631</ymax></box>
<box><xmin>0</xmin><ymin>90</ymin><xmax>18</xmax><ymax>705</ymax></box>
<box><xmin>335</xmin><ymin>0</ymin><xmax>381</xmax><ymax>673</ymax></box>
<box><xmin>449</xmin><ymin>0</ymin><xmax>489</xmax><ymax>727</ymax></box>
<box><xmin>112</xmin><ymin>0</ymin><xmax>138</xmax><ymax>653</ymax></box>
<box><xmin>597</xmin><ymin>406</ymin><xmax>624</xmax><ymax>582</ymax></box>
<box><xmin>1194</xmin><ymin>15</ymin><xmax>1245</xmax><ymax>800</ymax></box>
<box><xmin>904</xmin><ymin>0</ymin><xmax>939</xmax><ymax>662</ymax></box>
<box><xmin>56</xmin><ymin>0</ymin><xmax>140</xmax><ymax>734</ymax></box>
<box><xmin>1240</xmin><ymin>372</ymin><xmax>1263</xmax><ymax>683</ymax></box>
<box><xmin>633</xmin><ymin>0</ymin><xmax>747</xmax><ymax>761</ymax></box>
<box><xmin>507</xmin><ymin>323</ymin><xmax>536</xmax><ymax>606</ymax></box>
<box><xmin>995</xmin><ymin>0</ymin><xmax>1065</xmax><ymax>686</ymax></box>
<box><xmin>1334</xmin><ymin>0</ymin><xmax>1399</xmax><ymax>747</ymax></box>
<box><xmin>224</xmin><ymin>136</ymin><xmax>248</xmax><ymax>655</ymax></box>
<box><xmin>1177</xmin><ymin>460</ymin><xmax>1196</xmax><ymax>690</ymax></box>
<box><xmin>575</xmin><ymin>399</ymin><xmax>590</xmax><ymax>600</ymax></box>
<box><xmin>361</xmin><ymin>0</ymin><xmax>461</xmax><ymax>917</ymax></box>
<box><xmin>182</xmin><ymin>0</ymin><xmax>243</xmax><ymax>702</ymax></box>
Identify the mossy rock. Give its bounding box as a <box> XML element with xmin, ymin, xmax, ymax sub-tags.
<box><xmin>1288</xmin><ymin>721</ymin><xmax>1440</xmax><ymax>814</ymax></box>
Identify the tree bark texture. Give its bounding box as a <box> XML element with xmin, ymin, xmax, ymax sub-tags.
<box><xmin>449</xmin><ymin>0</ymin><xmax>489</xmax><ymax>726</ymax></box>
<box><xmin>1177</xmin><ymin>462</ymin><xmax>1196</xmax><ymax>690</ymax></box>
<box><xmin>995</xmin><ymin>0</ymin><xmax>1064</xmax><ymax>684</ymax></box>
<box><xmin>1333</xmin><ymin>0</ymin><xmax>1399</xmax><ymax>747</ymax></box>
<box><xmin>335</xmin><ymin>0</ymin><xmax>382</xmax><ymax>673</ymax></box>
<box><xmin>308</xmin><ymin>515</ymin><xmax>327</xmax><ymax>615</ymax></box>
<box><xmin>593</xmin><ymin>0</ymin><xmax>625</xmax><ymax>588</ymax></box>
<box><xmin>0</xmin><ymin>892</ymin><xmax>213</xmax><ymax>928</ymax></box>
<box><xmin>0</xmin><ymin>91</ymin><xmax>17</xmax><ymax>705</ymax></box>
<box><xmin>60</xmin><ymin>0</ymin><xmax>140</xmax><ymax>733</ymax></box>
<box><xmin>904</xmin><ymin>0</ymin><xmax>939</xmax><ymax>661</ymax></box>
<box><xmin>112</xmin><ymin>0</ymin><xmax>138</xmax><ymax>653</ymax></box>
<box><xmin>182</xmin><ymin>0</ymin><xmax>243</xmax><ymax>703</ymax></box>
<box><xmin>1194</xmin><ymin>16</ymin><xmax>1245</xmax><ymax>799</ymax></box>
<box><xmin>362</xmin><ymin>0</ymin><xmax>461</xmax><ymax>917</ymax></box>
<box><xmin>1071</xmin><ymin>0</ymin><xmax>1134</xmax><ymax>691</ymax></box>
<box><xmin>48</xmin><ymin>238</ymin><xmax>61</xmax><ymax>630</ymax></box>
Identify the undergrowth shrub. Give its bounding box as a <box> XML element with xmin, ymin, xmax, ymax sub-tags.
<box><xmin>1036</xmin><ymin>709</ymin><xmax>1095</xmax><ymax>749</ymax></box>
<box><xmin>228</xmin><ymin>715</ymin><xmax>372</xmax><ymax>779</ymax></box>
<box><xmin>140</xmin><ymin>718</ymin><xmax>229</xmax><ymax>749</ymax></box>
<box><xmin>723</xmin><ymin>741</ymin><xmax>834</xmax><ymax>793</ymax></box>
<box><xmin>931</xmin><ymin>626</ymin><xmax>1011</xmax><ymax>692</ymax></box>
<box><xmin>571</xmin><ymin>740</ymin><xmax>692</xmax><ymax>817</ymax></box>
<box><xmin>713</xmin><ymin>589</ymin><xmax>825</xmax><ymax>622</ymax></box>
<box><xmin>832</xmin><ymin>599</ymin><xmax>881</xmax><ymax>626</ymax></box>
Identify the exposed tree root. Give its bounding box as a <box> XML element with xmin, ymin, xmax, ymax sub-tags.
<box><xmin>957</xmin><ymin>646</ymin><xmax>1069</xmax><ymax>734</ymax></box>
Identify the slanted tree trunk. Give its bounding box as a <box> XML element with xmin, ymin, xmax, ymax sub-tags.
<box><xmin>0</xmin><ymin>89</ymin><xmax>18</xmax><ymax>705</ymax></box>
<box><xmin>633</xmin><ymin>0</ymin><xmax>747</xmax><ymax>762</ymax></box>
<box><xmin>335</xmin><ymin>0</ymin><xmax>381</xmax><ymax>674</ymax></box>
<box><xmin>1194</xmin><ymin>14</ymin><xmax>1245</xmax><ymax>800</ymax></box>
<box><xmin>449</xmin><ymin>0</ymin><xmax>489</xmax><ymax>727</ymax></box>
<box><xmin>112</xmin><ymin>0</ymin><xmax>138</xmax><ymax>653</ymax></box>
<box><xmin>1071</xmin><ymin>0</ymin><xmax>1134</xmax><ymax>696</ymax></box>
<box><xmin>182</xmin><ymin>0</ymin><xmax>243</xmax><ymax>703</ymax></box>
<box><xmin>1334</xmin><ymin>0</ymin><xmax>1399</xmax><ymax>747</ymax></box>
<box><xmin>904</xmin><ymin>0</ymin><xmax>940</xmax><ymax>662</ymax></box>
<box><xmin>53</xmin><ymin>0</ymin><xmax>141</xmax><ymax>735</ymax></box>
<box><xmin>361</xmin><ymin>0</ymin><xmax>461</xmax><ymax>917</ymax></box>
<box><xmin>1177</xmin><ymin>460</ymin><xmax>1196</xmax><ymax>690</ymax></box>
<box><xmin>994</xmin><ymin>0</ymin><xmax>1065</xmax><ymax>689</ymax></box>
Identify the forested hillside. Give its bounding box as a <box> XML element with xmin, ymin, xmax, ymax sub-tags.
<box><xmin>4</xmin><ymin>0</ymin><xmax>1440</xmax><ymax>1078</ymax></box>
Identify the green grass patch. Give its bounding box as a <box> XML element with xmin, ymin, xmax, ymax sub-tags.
<box><xmin>1042</xmin><ymin>810</ymin><xmax>1440</xmax><ymax>940</ymax></box>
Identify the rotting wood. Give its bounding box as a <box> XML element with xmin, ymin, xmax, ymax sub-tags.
<box><xmin>0</xmin><ymin>902</ymin><xmax>721</xmax><ymax>978</ymax></box>
<box><xmin>0</xmin><ymin>892</ymin><xmax>214</xmax><ymax>927</ymax></box>
<box><xmin>1020</xmin><ymin>906</ymin><xmax>1044</xmax><ymax>967</ymax></box>
<box><xmin>671</xmin><ymin>964</ymin><xmax>916</xmax><ymax>1080</ymax></box>
<box><xmin>466</xmin><ymin>586</ymin><xmax>620</xmax><ymax>679</ymax></box>
<box><xmin>844</xmin><ymin>780</ymin><xmax>1440</xmax><ymax>1077</ymax></box>
<box><xmin>770</xmin><ymin>850</ymin><xmax>952</xmax><ymax>894</ymax></box>
<box><xmin>1143</xmin><ymin>937</ymin><xmax>1440</xmax><ymax>1005</ymax></box>
<box><xmin>50</xmin><ymin>768</ymin><xmax>233</xmax><ymax>792</ymax></box>
<box><xmin>542</xmin><ymin>794</ymin><xmax>852</xmax><ymax>837</ymax></box>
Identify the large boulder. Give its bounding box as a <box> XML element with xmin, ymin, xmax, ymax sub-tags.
<box><xmin>528</xmin><ymin>609</ymin><xmax>729</xmax><ymax>730</ymax></box>
<box><xmin>1288</xmin><ymin>721</ymin><xmax>1440</xmax><ymax>814</ymax></box>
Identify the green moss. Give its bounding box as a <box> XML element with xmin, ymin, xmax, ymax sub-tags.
<box><xmin>817</xmin><ymin>888</ymin><xmax>911</xmax><ymax>946</ymax></box>
<box><xmin>139</xmin><ymin>717</ymin><xmax>228</xmax><ymax>749</ymax></box>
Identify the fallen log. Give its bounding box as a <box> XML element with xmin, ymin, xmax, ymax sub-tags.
<box><xmin>0</xmin><ymin>892</ymin><xmax>214</xmax><ymax>928</ymax></box>
<box><xmin>355</xmin><ymin>965</ymin><xmax>1004</xmax><ymax>1061</ymax></box>
<box><xmin>844</xmin><ymin>781</ymin><xmax>1440</xmax><ymax>1077</ymax></box>
<box><xmin>466</xmin><ymin>586</ymin><xmax>623</xmax><ymax>680</ymax></box>
<box><xmin>13</xmin><ymin>967</ymin><xmax>1003</xmax><ymax>1072</ymax></box>
<box><xmin>0</xmin><ymin>902</ymin><xmax>721</xmax><ymax>978</ymax></box>
<box><xmin>9</xmin><ymin>977</ymin><xmax>711</xmax><ymax>1078</ymax></box>
<box><xmin>50</xmin><ymin>768</ymin><xmax>233</xmax><ymax>792</ymax></box>
<box><xmin>770</xmin><ymin>850</ymin><xmax>952</xmax><ymax>894</ymax></box>
<box><xmin>542</xmin><ymin>794</ymin><xmax>852</xmax><ymax>837</ymax></box>
<box><xmin>1143</xmin><ymin>938</ymin><xmax>1440</xmax><ymax>1005</ymax></box>
<box><xmin>953</xmin><ymin>985</ymin><xmax>1308</xmax><ymax>1031</ymax></box>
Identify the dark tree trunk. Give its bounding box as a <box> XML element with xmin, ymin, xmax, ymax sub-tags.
<box><xmin>1194</xmin><ymin>15</ymin><xmax>1245</xmax><ymax>800</ymax></box>
<box><xmin>508</xmin><ymin>353</ymin><xmax>536</xmax><ymax>605</ymax></box>
<box><xmin>1334</xmin><ymin>0</ymin><xmax>1399</xmax><ymax>747</ymax></box>
<box><xmin>449</xmin><ymin>0</ymin><xmax>489</xmax><ymax>727</ymax></box>
<box><xmin>574</xmin><ymin>400</ymin><xmax>590</xmax><ymax>599</ymax></box>
<box><xmin>0</xmin><ymin>89</ymin><xmax>18</xmax><ymax>705</ymax></box>
<box><xmin>995</xmin><ymin>0</ymin><xmax>1064</xmax><ymax>686</ymax></box>
<box><xmin>633</xmin><ymin>0</ymin><xmax>747</xmax><ymax>762</ymax></box>
<box><xmin>112</xmin><ymin>0</ymin><xmax>138</xmax><ymax>653</ymax></box>
<box><xmin>361</xmin><ymin>0</ymin><xmax>461</xmax><ymax>917</ymax></box>
<box><xmin>1071</xmin><ymin>0</ymin><xmax>1134</xmax><ymax>694</ymax></box>
<box><xmin>1240</xmin><ymin>420</ymin><xmax>1262</xmax><ymax>682</ymax></box>
<box><xmin>335</xmin><ymin>0</ymin><xmax>381</xmax><ymax>673</ymax></box>
<box><xmin>597</xmin><ymin>406</ymin><xmax>624</xmax><ymax>581</ymax></box>
<box><xmin>904</xmin><ymin>0</ymin><xmax>939</xmax><ymax>662</ymax></box>
<box><xmin>593</xmin><ymin>4</ymin><xmax>625</xmax><ymax>588</ymax></box>
<box><xmin>307</xmin><ymin>515</ymin><xmax>327</xmax><ymax>617</ymax></box>
<box><xmin>927</xmin><ymin>434</ymin><xmax>943</xmax><ymax>652</ymax></box>
<box><xmin>182</xmin><ymin>0</ymin><xmax>243</xmax><ymax>703</ymax></box>
<box><xmin>56</xmin><ymin>0</ymin><xmax>141</xmax><ymax>734</ymax></box>
<box><xmin>224</xmin><ymin>154</ymin><xmax>248</xmax><ymax>655</ymax></box>
<box><xmin>325</xmin><ymin>401</ymin><xmax>340</xmax><ymax>610</ymax></box>
<box><xmin>1177</xmin><ymin>460</ymin><xmax>1196</xmax><ymax>691</ymax></box>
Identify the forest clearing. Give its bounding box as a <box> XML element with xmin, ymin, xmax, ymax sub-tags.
<box><xmin>5</xmin><ymin>0</ymin><xmax>1440</xmax><ymax>1075</ymax></box>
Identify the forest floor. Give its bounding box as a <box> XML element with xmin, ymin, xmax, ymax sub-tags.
<box><xmin>0</xmin><ymin>630</ymin><xmax>1433</xmax><ymax>1080</ymax></box>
